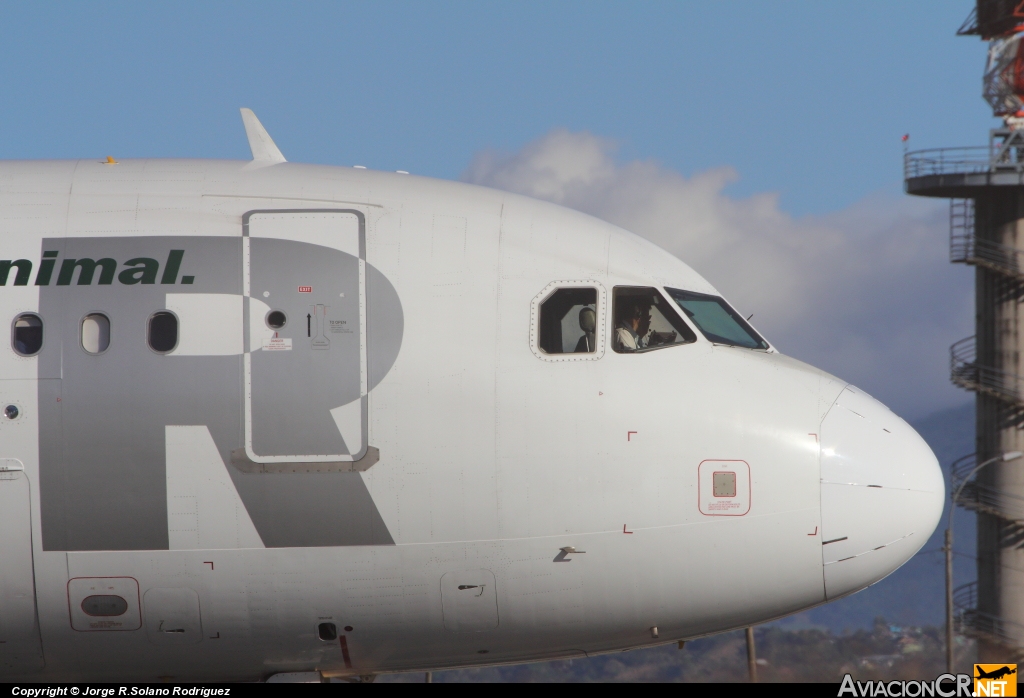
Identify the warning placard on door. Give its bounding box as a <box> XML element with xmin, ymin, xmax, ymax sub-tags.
<box><xmin>262</xmin><ymin>337</ymin><xmax>293</xmax><ymax>351</ymax></box>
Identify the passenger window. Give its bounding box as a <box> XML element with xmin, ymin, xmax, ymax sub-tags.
<box><xmin>539</xmin><ymin>288</ymin><xmax>598</xmax><ymax>354</ymax></box>
<box><xmin>612</xmin><ymin>287</ymin><xmax>696</xmax><ymax>353</ymax></box>
<box><xmin>148</xmin><ymin>311</ymin><xmax>178</xmax><ymax>353</ymax></box>
<box><xmin>12</xmin><ymin>313</ymin><xmax>42</xmax><ymax>356</ymax></box>
<box><xmin>81</xmin><ymin>313</ymin><xmax>110</xmax><ymax>354</ymax></box>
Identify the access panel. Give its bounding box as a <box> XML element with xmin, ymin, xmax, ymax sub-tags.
<box><xmin>0</xmin><ymin>461</ymin><xmax>43</xmax><ymax>673</ymax></box>
<box><xmin>243</xmin><ymin>211</ymin><xmax>367</xmax><ymax>463</ymax></box>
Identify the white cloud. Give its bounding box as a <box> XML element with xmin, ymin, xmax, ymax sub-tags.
<box><xmin>464</xmin><ymin>129</ymin><xmax>973</xmax><ymax>421</ymax></box>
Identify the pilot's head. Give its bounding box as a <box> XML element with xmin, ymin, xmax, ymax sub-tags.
<box><xmin>620</xmin><ymin>299</ymin><xmax>652</xmax><ymax>333</ymax></box>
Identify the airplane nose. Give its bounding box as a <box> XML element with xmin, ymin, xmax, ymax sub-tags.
<box><xmin>818</xmin><ymin>386</ymin><xmax>945</xmax><ymax>600</ymax></box>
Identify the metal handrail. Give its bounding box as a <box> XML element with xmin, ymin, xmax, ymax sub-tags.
<box><xmin>954</xmin><ymin>581</ymin><xmax>1024</xmax><ymax>656</ymax></box>
<box><xmin>950</xmin><ymin>453</ymin><xmax>1024</xmax><ymax>524</ymax></box>
<box><xmin>959</xmin><ymin>480</ymin><xmax>1024</xmax><ymax>523</ymax></box>
<box><xmin>905</xmin><ymin>147</ymin><xmax>995</xmax><ymax>178</ymax></box>
<box><xmin>906</xmin><ymin>130</ymin><xmax>1024</xmax><ymax>178</ymax></box>
<box><xmin>954</xmin><ymin>580</ymin><xmax>977</xmax><ymax>610</ymax></box>
<box><xmin>950</xmin><ymin>336</ymin><xmax>1024</xmax><ymax>406</ymax></box>
<box><xmin>951</xmin><ymin>235</ymin><xmax>1024</xmax><ymax>279</ymax></box>
<box><xmin>950</xmin><ymin>453</ymin><xmax>980</xmax><ymax>494</ymax></box>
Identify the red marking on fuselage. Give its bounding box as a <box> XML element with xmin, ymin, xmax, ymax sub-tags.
<box><xmin>627</xmin><ymin>431</ymin><xmax>637</xmax><ymax>441</ymax></box>
<box><xmin>809</xmin><ymin>433</ymin><xmax>818</xmax><ymax>442</ymax></box>
<box><xmin>808</xmin><ymin>526</ymin><xmax>818</xmax><ymax>536</ymax></box>
<box><xmin>204</xmin><ymin>561</ymin><xmax>214</xmax><ymax>570</ymax></box>
<box><xmin>623</xmin><ymin>524</ymin><xmax>633</xmax><ymax>534</ymax></box>
<box><xmin>340</xmin><ymin>635</ymin><xmax>352</xmax><ymax>668</ymax></box>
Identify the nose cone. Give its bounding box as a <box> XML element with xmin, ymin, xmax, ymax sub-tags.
<box><xmin>819</xmin><ymin>387</ymin><xmax>944</xmax><ymax>600</ymax></box>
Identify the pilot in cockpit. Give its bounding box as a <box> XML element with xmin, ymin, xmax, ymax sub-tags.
<box><xmin>614</xmin><ymin>298</ymin><xmax>652</xmax><ymax>352</ymax></box>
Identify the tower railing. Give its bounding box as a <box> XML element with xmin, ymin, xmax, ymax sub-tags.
<box><xmin>950</xmin><ymin>197</ymin><xmax>975</xmax><ymax>262</ymax></box>
<box><xmin>951</xmin><ymin>453</ymin><xmax>1024</xmax><ymax>523</ymax></box>
<box><xmin>905</xmin><ymin>147</ymin><xmax>995</xmax><ymax>178</ymax></box>
<box><xmin>954</xmin><ymin>581</ymin><xmax>1024</xmax><ymax>659</ymax></box>
<box><xmin>951</xmin><ymin>235</ymin><xmax>1024</xmax><ymax>279</ymax></box>
<box><xmin>905</xmin><ymin>129</ymin><xmax>1024</xmax><ymax>178</ymax></box>
<box><xmin>950</xmin><ymin>335</ymin><xmax>1024</xmax><ymax>406</ymax></box>
<box><xmin>949</xmin><ymin>197</ymin><xmax>1024</xmax><ymax>279</ymax></box>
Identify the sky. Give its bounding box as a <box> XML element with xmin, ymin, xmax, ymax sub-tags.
<box><xmin>0</xmin><ymin>2</ymin><xmax>991</xmax><ymax>420</ymax></box>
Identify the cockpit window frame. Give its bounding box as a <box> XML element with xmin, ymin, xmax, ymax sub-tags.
<box><xmin>664</xmin><ymin>287</ymin><xmax>771</xmax><ymax>351</ymax></box>
<box><xmin>530</xmin><ymin>280</ymin><xmax>607</xmax><ymax>363</ymax></box>
<box><xmin>611</xmin><ymin>286</ymin><xmax>698</xmax><ymax>354</ymax></box>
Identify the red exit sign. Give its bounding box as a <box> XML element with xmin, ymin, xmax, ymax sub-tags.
<box><xmin>298</xmin><ymin>286</ymin><xmax>312</xmax><ymax>293</ymax></box>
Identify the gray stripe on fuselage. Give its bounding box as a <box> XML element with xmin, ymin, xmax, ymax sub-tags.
<box><xmin>37</xmin><ymin>235</ymin><xmax>399</xmax><ymax>550</ymax></box>
<box><xmin>248</xmin><ymin>237</ymin><xmax>358</xmax><ymax>458</ymax></box>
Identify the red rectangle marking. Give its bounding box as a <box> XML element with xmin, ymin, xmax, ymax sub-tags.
<box><xmin>339</xmin><ymin>635</ymin><xmax>352</xmax><ymax>668</ymax></box>
<box><xmin>298</xmin><ymin>286</ymin><xmax>312</xmax><ymax>293</ymax></box>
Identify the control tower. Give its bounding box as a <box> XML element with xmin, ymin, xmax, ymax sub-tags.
<box><xmin>905</xmin><ymin>0</ymin><xmax>1024</xmax><ymax>664</ymax></box>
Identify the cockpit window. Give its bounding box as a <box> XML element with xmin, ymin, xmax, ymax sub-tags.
<box><xmin>612</xmin><ymin>287</ymin><xmax>696</xmax><ymax>353</ymax></box>
<box><xmin>539</xmin><ymin>288</ymin><xmax>598</xmax><ymax>354</ymax></box>
<box><xmin>665</xmin><ymin>288</ymin><xmax>768</xmax><ymax>350</ymax></box>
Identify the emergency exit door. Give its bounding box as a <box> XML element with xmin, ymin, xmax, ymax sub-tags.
<box><xmin>0</xmin><ymin>459</ymin><xmax>43</xmax><ymax>673</ymax></box>
<box><xmin>242</xmin><ymin>210</ymin><xmax>367</xmax><ymax>463</ymax></box>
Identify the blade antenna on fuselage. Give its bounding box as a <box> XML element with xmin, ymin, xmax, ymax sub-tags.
<box><xmin>239</xmin><ymin>108</ymin><xmax>286</xmax><ymax>164</ymax></box>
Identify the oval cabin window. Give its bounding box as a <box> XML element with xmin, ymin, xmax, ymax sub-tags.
<box><xmin>148</xmin><ymin>311</ymin><xmax>178</xmax><ymax>353</ymax></box>
<box><xmin>12</xmin><ymin>313</ymin><xmax>43</xmax><ymax>356</ymax></box>
<box><xmin>81</xmin><ymin>595</ymin><xmax>129</xmax><ymax>617</ymax></box>
<box><xmin>81</xmin><ymin>313</ymin><xmax>110</xmax><ymax>354</ymax></box>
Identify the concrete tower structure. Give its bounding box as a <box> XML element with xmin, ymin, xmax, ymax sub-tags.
<box><xmin>905</xmin><ymin>0</ymin><xmax>1024</xmax><ymax>663</ymax></box>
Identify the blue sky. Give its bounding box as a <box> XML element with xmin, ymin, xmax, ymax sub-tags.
<box><xmin>0</xmin><ymin>2</ymin><xmax>986</xmax><ymax>418</ymax></box>
<box><xmin>0</xmin><ymin>2</ymin><xmax>993</xmax><ymax>214</ymax></box>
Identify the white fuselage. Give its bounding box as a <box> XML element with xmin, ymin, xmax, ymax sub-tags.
<box><xmin>0</xmin><ymin>158</ymin><xmax>943</xmax><ymax>681</ymax></box>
